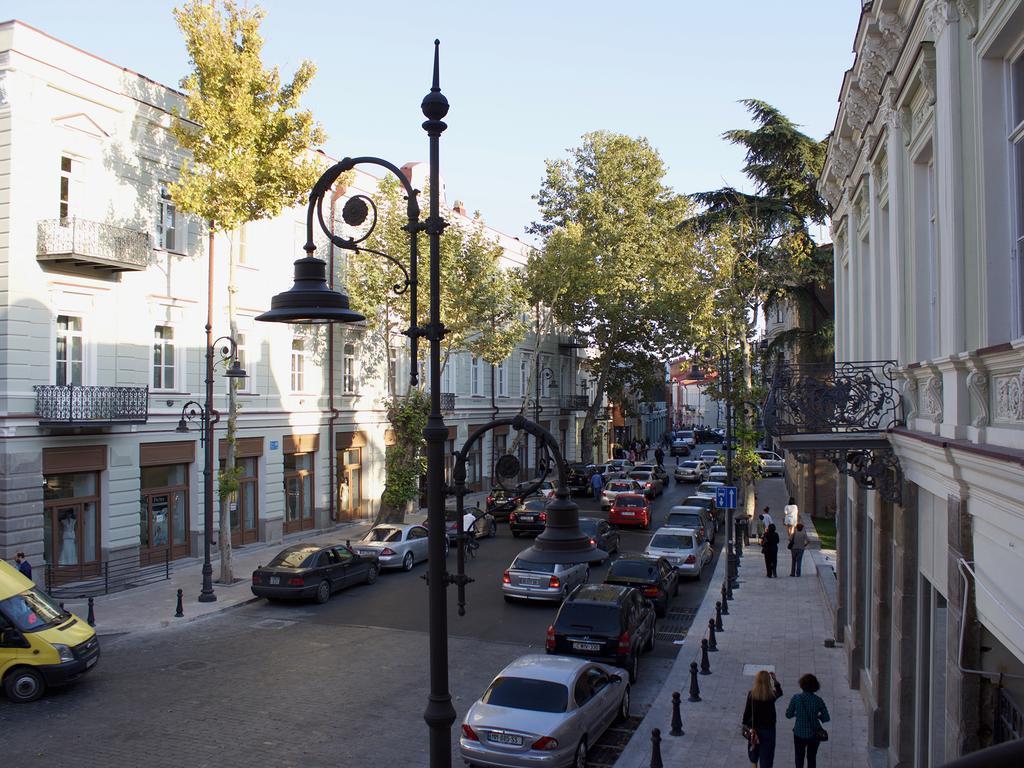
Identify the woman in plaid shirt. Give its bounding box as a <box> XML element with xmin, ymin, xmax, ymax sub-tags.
<box><xmin>786</xmin><ymin>673</ymin><xmax>831</xmax><ymax>767</ymax></box>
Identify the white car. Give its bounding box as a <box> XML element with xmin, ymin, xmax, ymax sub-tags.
<box><xmin>606</xmin><ymin>459</ymin><xmax>635</xmax><ymax>474</ymax></box>
<box><xmin>756</xmin><ymin>450</ymin><xmax>784</xmax><ymax>477</ymax></box>
<box><xmin>644</xmin><ymin>526</ymin><xmax>713</xmax><ymax>579</ymax></box>
<box><xmin>699</xmin><ymin>450</ymin><xmax>720</xmax><ymax>464</ymax></box>
<box><xmin>601</xmin><ymin>478</ymin><xmax>644</xmax><ymax>509</ymax></box>
<box><xmin>708</xmin><ymin>466</ymin><xmax>729</xmax><ymax>482</ymax></box>
<box><xmin>674</xmin><ymin>461</ymin><xmax>707</xmax><ymax>483</ymax></box>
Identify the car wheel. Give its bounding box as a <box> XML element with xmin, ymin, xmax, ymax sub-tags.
<box><xmin>646</xmin><ymin>623</ymin><xmax>657</xmax><ymax>652</ymax></box>
<box><xmin>616</xmin><ymin>686</ymin><xmax>631</xmax><ymax>723</ymax></box>
<box><xmin>314</xmin><ymin>579</ymin><xmax>331</xmax><ymax>604</ymax></box>
<box><xmin>627</xmin><ymin>653</ymin><xmax>639</xmax><ymax>683</ymax></box>
<box><xmin>365</xmin><ymin>564</ymin><xmax>379</xmax><ymax>585</ymax></box>
<box><xmin>4</xmin><ymin>667</ymin><xmax>46</xmax><ymax>703</ymax></box>
<box><xmin>402</xmin><ymin>551</ymin><xmax>415</xmax><ymax>572</ymax></box>
<box><xmin>573</xmin><ymin>739</ymin><xmax>588</xmax><ymax>768</ymax></box>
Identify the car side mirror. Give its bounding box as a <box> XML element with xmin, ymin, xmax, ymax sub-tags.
<box><xmin>0</xmin><ymin>627</ymin><xmax>27</xmax><ymax>648</ymax></box>
<box><xmin>610</xmin><ymin>673</ymin><xmax>623</xmax><ymax>684</ymax></box>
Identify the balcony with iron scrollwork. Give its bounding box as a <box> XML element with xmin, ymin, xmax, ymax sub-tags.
<box><xmin>34</xmin><ymin>385</ymin><xmax>150</xmax><ymax>426</ymax></box>
<box><xmin>763</xmin><ymin>361</ymin><xmax>903</xmax><ymax>502</ymax></box>
<box><xmin>439</xmin><ymin>392</ymin><xmax>456</xmax><ymax>412</ymax></box>
<box><xmin>37</xmin><ymin>218</ymin><xmax>152</xmax><ymax>274</ymax></box>
<box><xmin>560</xmin><ymin>394</ymin><xmax>589</xmax><ymax>413</ymax></box>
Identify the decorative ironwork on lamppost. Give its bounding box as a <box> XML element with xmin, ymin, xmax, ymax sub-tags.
<box><xmin>256</xmin><ymin>42</ymin><xmax>460</xmax><ymax>767</ymax></box>
<box><xmin>529</xmin><ymin>365</ymin><xmax>558</xmax><ymax>471</ymax></box>
<box><xmin>175</xmin><ymin>336</ymin><xmax>246</xmax><ymax>604</ymax></box>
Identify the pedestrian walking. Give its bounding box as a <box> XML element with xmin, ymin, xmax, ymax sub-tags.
<box><xmin>742</xmin><ymin>670</ymin><xmax>783</xmax><ymax>767</ymax></box>
<box><xmin>786</xmin><ymin>673</ymin><xmax>831</xmax><ymax>768</ymax></box>
<box><xmin>783</xmin><ymin>497</ymin><xmax>799</xmax><ymax>537</ymax></box>
<box><xmin>14</xmin><ymin>552</ymin><xmax>32</xmax><ymax>580</ymax></box>
<box><xmin>761</xmin><ymin>506</ymin><xmax>774</xmax><ymax>530</ymax></box>
<box><xmin>789</xmin><ymin>523</ymin><xmax>809</xmax><ymax>577</ymax></box>
<box><xmin>590</xmin><ymin>470</ymin><xmax>604</xmax><ymax>502</ymax></box>
<box><xmin>756</xmin><ymin>514</ymin><xmax>767</xmax><ymax>542</ymax></box>
<box><xmin>654</xmin><ymin>446</ymin><xmax>665</xmax><ymax>467</ymax></box>
<box><xmin>762</xmin><ymin>523</ymin><xmax>780</xmax><ymax>578</ymax></box>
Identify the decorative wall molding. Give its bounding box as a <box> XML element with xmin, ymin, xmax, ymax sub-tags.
<box><xmin>919</xmin><ymin>45</ymin><xmax>938</xmax><ymax>106</ymax></box>
<box><xmin>847</xmin><ymin>83</ymin><xmax>872</xmax><ymax>134</ymax></box>
<box><xmin>0</xmin><ymin>73</ymin><xmax>8</xmax><ymax>110</ymax></box>
<box><xmin>902</xmin><ymin>374</ymin><xmax>919</xmax><ymax>423</ymax></box>
<box><xmin>954</xmin><ymin>0</ymin><xmax>978</xmax><ymax>38</ymax></box>
<box><xmin>994</xmin><ymin>370</ymin><xmax>1024</xmax><ymax>422</ymax></box>
<box><xmin>876</xmin><ymin>11</ymin><xmax>906</xmax><ymax>52</ymax></box>
<box><xmin>966</xmin><ymin>368</ymin><xmax>989</xmax><ymax>428</ymax></box>
<box><xmin>925</xmin><ymin>0</ymin><xmax>960</xmax><ymax>38</ymax></box>
<box><xmin>833</xmin><ymin>136</ymin><xmax>857</xmax><ymax>180</ymax></box>
<box><xmin>924</xmin><ymin>374</ymin><xmax>944</xmax><ymax>422</ymax></box>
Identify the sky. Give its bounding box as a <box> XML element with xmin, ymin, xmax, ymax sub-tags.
<box><xmin>6</xmin><ymin>0</ymin><xmax>861</xmax><ymax>240</ymax></box>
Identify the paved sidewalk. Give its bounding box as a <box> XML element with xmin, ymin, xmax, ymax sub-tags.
<box><xmin>615</xmin><ymin>478</ymin><xmax>869</xmax><ymax>768</ymax></box>
<box><xmin>58</xmin><ymin>491</ymin><xmax>489</xmax><ymax>636</ymax></box>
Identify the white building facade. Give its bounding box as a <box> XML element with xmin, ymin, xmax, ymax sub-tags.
<box><xmin>816</xmin><ymin>1</ymin><xmax>1024</xmax><ymax>764</ymax></box>
<box><xmin>0</xmin><ymin>21</ymin><xmax>586</xmax><ymax>585</ymax></box>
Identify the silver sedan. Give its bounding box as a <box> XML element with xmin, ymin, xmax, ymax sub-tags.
<box><xmin>460</xmin><ymin>654</ymin><xmax>630</xmax><ymax>768</ymax></box>
<box><xmin>353</xmin><ymin>523</ymin><xmax>438</xmax><ymax>571</ymax></box>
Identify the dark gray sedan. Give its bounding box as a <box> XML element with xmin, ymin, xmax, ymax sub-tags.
<box><xmin>251</xmin><ymin>543</ymin><xmax>378</xmax><ymax>604</ymax></box>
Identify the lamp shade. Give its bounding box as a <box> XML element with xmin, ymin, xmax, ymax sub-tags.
<box><xmin>224</xmin><ymin>360</ymin><xmax>248</xmax><ymax>379</ymax></box>
<box><xmin>518</xmin><ymin>490</ymin><xmax>605</xmax><ymax>564</ymax></box>
<box><xmin>175</xmin><ymin>418</ymin><xmax>189</xmax><ymax>433</ymax></box>
<box><xmin>256</xmin><ymin>256</ymin><xmax>366</xmax><ymax>325</ymax></box>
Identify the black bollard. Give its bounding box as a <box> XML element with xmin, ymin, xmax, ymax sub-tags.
<box><xmin>650</xmin><ymin>727</ymin><xmax>664</xmax><ymax>768</ymax></box>
<box><xmin>725</xmin><ymin>575</ymin><xmax>734</xmax><ymax>600</ymax></box>
<box><xmin>669</xmin><ymin>691</ymin><xmax>684</xmax><ymax>736</ymax></box>
<box><xmin>720</xmin><ymin>584</ymin><xmax>729</xmax><ymax>615</ymax></box>
<box><xmin>700</xmin><ymin>639</ymin><xmax>712</xmax><ymax>674</ymax></box>
<box><xmin>87</xmin><ymin>596</ymin><xmax>96</xmax><ymax>627</ymax></box>
<box><xmin>175</xmin><ymin>588</ymin><xmax>184</xmax><ymax>618</ymax></box>
<box><xmin>715</xmin><ymin>601</ymin><xmax>724</xmax><ymax>631</ymax></box>
<box><xmin>707</xmin><ymin>618</ymin><xmax>718</xmax><ymax>651</ymax></box>
<box><xmin>688</xmin><ymin>661</ymin><xmax>702</xmax><ymax>701</ymax></box>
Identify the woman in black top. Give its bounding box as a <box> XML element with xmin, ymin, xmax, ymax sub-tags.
<box><xmin>762</xmin><ymin>523</ymin><xmax>780</xmax><ymax>578</ymax></box>
<box><xmin>742</xmin><ymin>670</ymin><xmax>784</xmax><ymax>767</ymax></box>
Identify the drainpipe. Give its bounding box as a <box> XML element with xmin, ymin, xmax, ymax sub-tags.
<box><xmin>326</xmin><ymin>191</ymin><xmax>341</xmax><ymax>523</ymax></box>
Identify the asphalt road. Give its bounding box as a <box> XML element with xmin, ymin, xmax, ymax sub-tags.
<box><xmin>0</xmin><ymin>451</ymin><xmax>723</xmax><ymax>768</ymax></box>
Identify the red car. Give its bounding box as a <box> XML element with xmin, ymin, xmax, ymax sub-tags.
<box><xmin>608</xmin><ymin>493</ymin><xmax>651</xmax><ymax>529</ymax></box>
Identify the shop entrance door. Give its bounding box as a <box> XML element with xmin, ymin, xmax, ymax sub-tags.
<box><xmin>140</xmin><ymin>489</ymin><xmax>189</xmax><ymax>565</ymax></box>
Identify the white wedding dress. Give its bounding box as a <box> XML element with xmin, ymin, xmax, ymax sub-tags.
<box><xmin>59</xmin><ymin>515</ymin><xmax>77</xmax><ymax>565</ymax></box>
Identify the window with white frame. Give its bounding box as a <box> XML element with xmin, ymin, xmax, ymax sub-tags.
<box><xmin>471</xmin><ymin>356</ymin><xmax>481</xmax><ymax>396</ymax></box>
<box><xmin>234</xmin><ymin>224</ymin><xmax>248</xmax><ymax>265</ymax></box>
<box><xmin>343</xmin><ymin>342</ymin><xmax>357</xmax><ymax>394</ymax></box>
<box><xmin>290</xmin><ymin>338</ymin><xmax>306</xmax><ymax>392</ymax></box>
<box><xmin>55</xmin><ymin>315</ymin><xmax>84</xmax><ymax>386</ymax></box>
<box><xmin>153</xmin><ymin>325</ymin><xmax>176</xmax><ymax>390</ymax></box>
<box><xmin>440</xmin><ymin>356</ymin><xmax>454</xmax><ymax>393</ymax></box>
<box><xmin>388</xmin><ymin>347</ymin><xmax>398</xmax><ymax>395</ymax></box>
<box><xmin>235</xmin><ymin>332</ymin><xmax>251</xmax><ymax>392</ymax></box>
<box><xmin>1012</xmin><ymin>53</ymin><xmax>1024</xmax><ymax>335</ymax></box>
<box><xmin>59</xmin><ymin>156</ymin><xmax>73</xmax><ymax>220</ymax></box>
<box><xmin>157</xmin><ymin>184</ymin><xmax>176</xmax><ymax>251</ymax></box>
<box><xmin>520</xmin><ymin>352</ymin><xmax>531</xmax><ymax>397</ymax></box>
<box><xmin>497</xmin><ymin>358</ymin><xmax>507</xmax><ymax>397</ymax></box>
<box><xmin>912</xmin><ymin>145</ymin><xmax>939</xmax><ymax>360</ymax></box>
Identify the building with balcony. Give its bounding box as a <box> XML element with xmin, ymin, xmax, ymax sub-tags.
<box><xmin>766</xmin><ymin>2</ymin><xmax>1024</xmax><ymax>764</ymax></box>
<box><xmin>0</xmin><ymin>20</ymin><xmax>580</xmax><ymax>586</ymax></box>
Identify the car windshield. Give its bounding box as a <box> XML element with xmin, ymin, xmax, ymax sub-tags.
<box><xmin>555</xmin><ymin>604</ymin><xmax>622</xmax><ymax>634</ymax></box>
<box><xmin>362</xmin><ymin>527</ymin><xmax>402</xmax><ymax>543</ymax></box>
<box><xmin>511</xmin><ymin>557</ymin><xmax>556</xmax><ymax>573</ymax></box>
<box><xmin>650</xmin><ymin>533</ymin><xmax>695</xmax><ymax>550</ymax></box>
<box><xmin>684</xmin><ymin>497</ymin><xmax>712</xmax><ymax>509</ymax></box>
<box><xmin>680</xmin><ymin>462</ymin><xmax>700</xmax><ymax>469</ymax></box>
<box><xmin>482</xmin><ymin>677</ymin><xmax>568</xmax><ymax>713</ymax></box>
<box><xmin>616</xmin><ymin>496</ymin><xmax>644</xmax><ymax>508</ymax></box>
<box><xmin>607</xmin><ymin>560</ymin><xmax>657</xmax><ymax>580</ymax></box>
<box><xmin>268</xmin><ymin>547</ymin><xmax>317</xmax><ymax>568</ymax></box>
<box><xmin>0</xmin><ymin>587</ymin><xmax>67</xmax><ymax>633</ymax></box>
<box><xmin>666</xmin><ymin>513</ymin><xmax>701</xmax><ymax>528</ymax></box>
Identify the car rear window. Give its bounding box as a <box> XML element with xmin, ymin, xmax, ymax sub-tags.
<box><xmin>361</xmin><ymin>527</ymin><xmax>402</xmax><ymax>543</ymax></box>
<box><xmin>482</xmin><ymin>677</ymin><xmax>568</xmax><ymax>713</ymax></box>
<box><xmin>268</xmin><ymin>547</ymin><xmax>317</xmax><ymax>568</ymax></box>
<box><xmin>684</xmin><ymin>497</ymin><xmax>712</xmax><ymax>508</ymax></box>
<box><xmin>511</xmin><ymin>557</ymin><xmax>556</xmax><ymax>573</ymax></box>
<box><xmin>650</xmin><ymin>533</ymin><xmax>695</xmax><ymax>549</ymax></box>
<box><xmin>555</xmin><ymin>604</ymin><xmax>622</xmax><ymax>634</ymax></box>
<box><xmin>629</xmin><ymin>472</ymin><xmax>652</xmax><ymax>481</ymax></box>
<box><xmin>607</xmin><ymin>482</ymin><xmax>633</xmax><ymax>492</ymax></box>
<box><xmin>666</xmin><ymin>513</ymin><xmax>702</xmax><ymax>529</ymax></box>
<box><xmin>680</xmin><ymin>462</ymin><xmax>700</xmax><ymax>469</ymax></box>
<box><xmin>607</xmin><ymin>560</ymin><xmax>657</xmax><ymax>580</ymax></box>
<box><xmin>616</xmin><ymin>496</ymin><xmax>644</xmax><ymax>508</ymax></box>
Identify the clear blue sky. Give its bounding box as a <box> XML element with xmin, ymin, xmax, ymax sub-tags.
<box><xmin>8</xmin><ymin>0</ymin><xmax>859</xmax><ymax>239</ymax></box>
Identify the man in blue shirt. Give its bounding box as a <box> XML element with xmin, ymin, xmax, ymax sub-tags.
<box><xmin>14</xmin><ymin>552</ymin><xmax>32</xmax><ymax>580</ymax></box>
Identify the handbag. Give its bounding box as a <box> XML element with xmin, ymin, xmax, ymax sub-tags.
<box><xmin>787</xmin><ymin>539</ymin><xmax>794</xmax><ymax>550</ymax></box>
<box><xmin>814</xmin><ymin>726</ymin><xmax>829</xmax><ymax>742</ymax></box>
<box><xmin>746</xmin><ymin>700</ymin><xmax>761</xmax><ymax>762</ymax></box>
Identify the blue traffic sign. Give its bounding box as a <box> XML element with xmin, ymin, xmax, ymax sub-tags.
<box><xmin>715</xmin><ymin>486</ymin><xmax>738</xmax><ymax>510</ymax></box>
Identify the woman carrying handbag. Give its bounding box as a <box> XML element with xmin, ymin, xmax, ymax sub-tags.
<box><xmin>742</xmin><ymin>670</ymin><xmax>783</xmax><ymax>767</ymax></box>
<box><xmin>786</xmin><ymin>673</ymin><xmax>831</xmax><ymax>767</ymax></box>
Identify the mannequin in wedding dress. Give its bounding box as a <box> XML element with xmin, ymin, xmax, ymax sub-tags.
<box><xmin>59</xmin><ymin>510</ymin><xmax>77</xmax><ymax>565</ymax></box>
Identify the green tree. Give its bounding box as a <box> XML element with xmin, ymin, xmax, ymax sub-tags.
<box><xmin>171</xmin><ymin>0</ymin><xmax>324</xmax><ymax>582</ymax></box>
<box><xmin>345</xmin><ymin>178</ymin><xmax>528</xmax><ymax>523</ymax></box>
<box><xmin>681</xmin><ymin>100</ymin><xmax>832</xmax><ymax>519</ymax></box>
<box><xmin>527</xmin><ymin>131</ymin><xmax>695</xmax><ymax>463</ymax></box>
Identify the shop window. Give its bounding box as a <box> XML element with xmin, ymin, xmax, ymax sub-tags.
<box><xmin>140</xmin><ymin>464</ymin><xmax>190</xmax><ymax>564</ymax></box>
<box><xmin>43</xmin><ymin>472</ymin><xmax>100</xmax><ymax>570</ymax></box>
<box><xmin>338</xmin><ymin>448</ymin><xmax>362</xmax><ymax>520</ymax></box>
<box><xmin>284</xmin><ymin>452</ymin><xmax>314</xmax><ymax>533</ymax></box>
<box><xmin>55</xmin><ymin>314</ymin><xmax>84</xmax><ymax>386</ymax></box>
<box><xmin>220</xmin><ymin>456</ymin><xmax>259</xmax><ymax>545</ymax></box>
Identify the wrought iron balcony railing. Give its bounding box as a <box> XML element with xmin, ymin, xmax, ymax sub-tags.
<box><xmin>560</xmin><ymin>394</ymin><xmax>589</xmax><ymax>412</ymax></box>
<box><xmin>37</xmin><ymin>218</ymin><xmax>151</xmax><ymax>273</ymax></box>
<box><xmin>763</xmin><ymin>361</ymin><xmax>901</xmax><ymax>437</ymax></box>
<box><xmin>34</xmin><ymin>385</ymin><xmax>150</xmax><ymax>425</ymax></box>
<box><xmin>440</xmin><ymin>392</ymin><xmax>456</xmax><ymax>412</ymax></box>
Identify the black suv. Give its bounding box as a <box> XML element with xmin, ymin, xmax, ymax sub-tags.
<box><xmin>484</xmin><ymin>487</ymin><xmax>517</xmax><ymax>521</ymax></box>
<box><xmin>566</xmin><ymin>463</ymin><xmax>591</xmax><ymax>496</ymax></box>
<box><xmin>509</xmin><ymin>498</ymin><xmax>547</xmax><ymax>537</ymax></box>
<box><xmin>603</xmin><ymin>554</ymin><xmax>679</xmax><ymax>617</ymax></box>
<box><xmin>545</xmin><ymin>584</ymin><xmax>657</xmax><ymax>683</ymax></box>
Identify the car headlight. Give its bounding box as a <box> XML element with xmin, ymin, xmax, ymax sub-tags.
<box><xmin>53</xmin><ymin>643</ymin><xmax>75</xmax><ymax>663</ymax></box>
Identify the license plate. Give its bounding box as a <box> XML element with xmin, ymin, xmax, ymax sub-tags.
<box><xmin>520</xmin><ymin>515</ymin><xmax>535</xmax><ymax>522</ymax></box>
<box><xmin>520</xmin><ymin>578</ymin><xmax>540</xmax><ymax>586</ymax></box>
<box><xmin>573</xmin><ymin>641</ymin><xmax>601</xmax><ymax>652</ymax></box>
<box><xmin>86</xmin><ymin>656</ymin><xmax>98</xmax><ymax>669</ymax></box>
<box><xmin>489</xmin><ymin>732</ymin><xmax>523</xmax><ymax>746</ymax></box>
<box><xmin>269</xmin><ymin>576</ymin><xmax>280</xmax><ymax>585</ymax></box>
<box><xmin>621</xmin><ymin>511</ymin><xmax>635</xmax><ymax>516</ymax></box>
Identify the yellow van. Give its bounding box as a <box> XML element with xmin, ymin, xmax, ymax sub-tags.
<box><xmin>0</xmin><ymin>559</ymin><xmax>99</xmax><ymax>703</ymax></box>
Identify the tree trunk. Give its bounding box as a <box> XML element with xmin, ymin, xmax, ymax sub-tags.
<box><xmin>375</xmin><ymin>497</ymin><xmax>411</xmax><ymax>526</ymax></box>
<box><xmin>740</xmin><ymin>334</ymin><xmax>757</xmax><ymax>521</ymax></box>
<box><xmin>218</xmin><ymin>230</ymin><xmax>237</xmax><ymax>585</ymax></box>
<box><xmin>580</xmin><ymin>357</ymin><xmax>613</xmax><ymax>465</ymax></box>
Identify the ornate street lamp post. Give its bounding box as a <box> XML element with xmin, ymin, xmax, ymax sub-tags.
<box><xmin>176</xmin><ymin>336</ymin><xmax>246</xmax><ymax>603</ymax></box>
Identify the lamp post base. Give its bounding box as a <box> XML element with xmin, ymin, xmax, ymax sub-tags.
<box><xmin>198</xmin><ymin>562</ymin><xmax>217</xmax><ymax>602</ymax></box>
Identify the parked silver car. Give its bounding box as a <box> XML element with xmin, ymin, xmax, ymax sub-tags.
<box><xmin>627</xmin><ymin>470</ymin><xmax>662</xmax><ymax>498</ymax></box>
<box><xmin>644</xmin><ymin>526</ymin><xmax>713</xmax><ymax>579</ymax></box>
<box><xmin>673</xmin><ymin>460</ymin><xmax>707</xmax><ymax>483</ymax></box>
<box><xmin>353</xmin><ymin>523</ymin><xmax>437</xmax><ymax>571</ymax></box>
<box><xmin>756</xmin><ymin>450</ymin><xmax>785</xmax><ymax>477</ymax></box>
<box><xmin>503</xmin><ymin>552</ymin><xmax>590</xmax><ymax>603</ymax></box>
<box><xmin>460</xmin><ymin>654</ymin><xmax>630</xmax><ymax>768</ymax></box>
<box><xmin>708</xmin><ymin>465</ymin><xmax>729</xmax><ymax>482</ymax></box>
<box><xmin>665</xmin><ymin>505</ymin><xmax>715</xmax><ymax>542</ymax></box>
